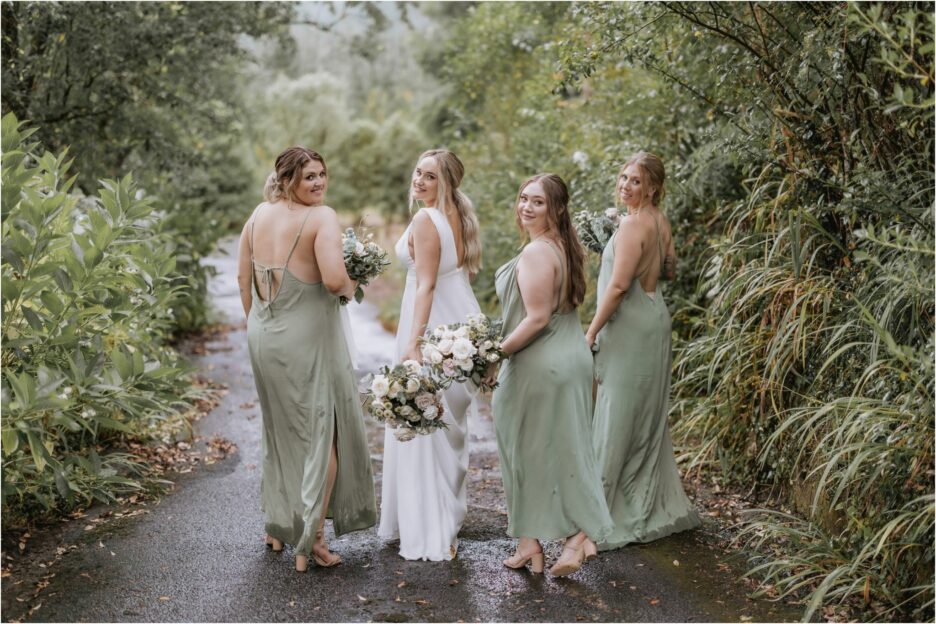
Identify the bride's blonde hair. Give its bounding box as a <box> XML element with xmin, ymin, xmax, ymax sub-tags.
<box><xmin>408</xmin><ymin>149</ymin><xmax>482</xmax><ymax>274</ymax></box>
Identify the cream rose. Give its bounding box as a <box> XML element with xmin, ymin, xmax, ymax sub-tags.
<box><xmin>452</xmin><ymin>338</ymin><xmax>477</xmax><ymax>360</ymax></box>
<box><xmin>371</xmin><ymin>375</ymin><xmax>390</xmax><ymax>398</ymax></box>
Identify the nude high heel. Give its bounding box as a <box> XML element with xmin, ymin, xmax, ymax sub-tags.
<box><xmin>311</xmin><ymin>530</ymin><xmax>342</xmax><ymax>567</ymax></box>
<box><xmin>295</xmin><ymin>554</ymin><xmax>308</xmax><ymax>573</ymax></box>
<box><xmin>312</xmin><ymin>551</ymin><xmax>342</xmax><ymax>567</ymax></box>
<box><xmin>265</xmin><ymin>535</ymin><xmax>284</xmax><ymax>552</ymax></box>
<box><xmin>503</xmin><ymin>547</ymin><xmax>545</xmax><ymax>574</ymax></box>
<box><xmin>583</xmin><ymin>538</ymin><xmax>598</xmax><ymax>561</ymax></box>
<box><xmin>550</xmin><ymin>539</ymin><xmax>586</xmax><ymax>577</ymax></box>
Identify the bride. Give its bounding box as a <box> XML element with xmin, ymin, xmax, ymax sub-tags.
<box><xmin>378</xmin><ymin>149</ymin><xmax>482</xmax><ymax>561</ymax></box>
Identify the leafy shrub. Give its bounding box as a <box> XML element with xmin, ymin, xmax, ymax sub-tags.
<box><xmin>557</xmin><ymin>2</ymin><xmax>934</xmax><ymax>619</ymax></box>
<box><xmin>1</xmin><ymin>114</ymin><xmax>195</xmax><ymax>521</ymax></box>
<box><xmin>426</xmin><ymin>1</ymin><xmax>934</xmax><ymax>620</ymax></box>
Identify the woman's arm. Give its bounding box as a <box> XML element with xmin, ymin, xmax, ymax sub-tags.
<box><xmin>585</xmin><ymin>220</ymin><xmax>642</xmax><ymax>346</ymax></box>
<box><xmin>662</xmin><ymin>228</ymin><xmax>677</xmax><ymax>281</ymax></box>
<box><xmin>499</xmin><ymin>243</ymin><xmax>557</xmax><ymax>356</ymax></box>
<box><xmin>236</xmin><ymin>221</ymin><xmax>254</xmax><ymax>319</ymax></box>
<box><xmin>315</xmin><ymin>207</ymin><xmax>356</xmax><ymax>299</ymax></box>
<box><xmin>403</xmin><ymin>211</ymin><xmax>442</xmax><ymax>362</ymax></box>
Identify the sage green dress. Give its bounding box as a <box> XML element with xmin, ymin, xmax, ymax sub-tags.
<box><xmin>246</xmin><ymin>208</ymin><xmax>377</xmax><ymax>556</ymax></box>
<box><xmin>593</xmin><ymin>219</ymin><xmax>701</xmax><ymax>550</ymax></box>
<box><xmin>492</xmin><ymin>241</ymin><xmax>613</xmax><ymax>542</ymax></box>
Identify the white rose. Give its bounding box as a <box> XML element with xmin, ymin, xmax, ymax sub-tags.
<box><xmin>354</xmin><ymin>241</ymin><xmax>365</xmax><ymax>256</ymax></box>
<box><xmin>405</xmin><ymin>378</ymin><xmax>420</xmax><ymax>395</ymax></box>
<box><xmin>454</xmin><ymin>326</ymin><xmax>470</xmax><ymax>339</ymax></box>
<box><xmin>437</xmin><ymin>338</ymin><xmax>454</xmax><ymax>355</ymax></box>
<box><xmin>422</xmin><ymin>405</ymin><xmax>439</xmax><ymax>420</ymax></box>
<box><xmin>371</xmin><ymin>375</ymin><xmax>390</xmax><ymax>398</ymax></box>
<box><xmin>421</xmin><ymin>344</ymin><xmax>443</xmax><ymax>364</ymax></box>
<box><xmin>452</xmin><ymin>338</ymin><xmax>477</xmax><ymax>360</ymax></box>
<box><xmin>433</xmin><ymin>326</ymin><xmax>446</xmax><ymax>338</ymax></box>
<box><xmin>442</xmin><ymin>329</ymin><xmax>455</xmax><ymax>341</ymax></box>
<box><xmin>486</xmin><ymin>351</ymin><xmax>500</xmax><ymax>363</ymax></box>
<box><xmin>605</xmin><ymin>207</ymin><xmax>620</xmax><ymax>219</ymax></box>
<box><xmin>402</xmin><ymin>359</ymin><xmax>421</xmax><ymax>374</ymax></box>
<box><xmin>458</xmin><ymin>358</ymin><xmax>474</xmax><ymax>372</ymax></box>
<box><xmin>389</xmin><ymin>382</ymin><xmax>403</xmax><ymax>398</ymax></box>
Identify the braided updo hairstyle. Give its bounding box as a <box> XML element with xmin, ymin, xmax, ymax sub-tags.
<box><xmin>263</xmin><ymin>146</ymin><xmax>327</xmax><ymax>204</ymax></box>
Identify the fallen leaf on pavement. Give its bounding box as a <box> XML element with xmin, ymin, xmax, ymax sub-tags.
<box><xmin>650</xmin><ymin>599</ymin><xmax>660</xmax><ymax>606</ymax></box>
<box><xmin>159</xmin><ymin>596</ymin><xmax>170</xmax><ymax>601</ymax></box>
<box><xmin>397</xmin><ymin>581</ymin><xmax>406</xmax><ymax>588</ymax></box>
<box><xmin>673</xmin><ymin>560</ymin><xmax>680</xmax><ymax>566</ymax></box>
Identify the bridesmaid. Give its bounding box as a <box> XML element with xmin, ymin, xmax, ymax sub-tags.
<box><xmin>585</xmin><ymin>151</ymin><xmax>701</xmax><ymax>551</ymax></box>
<box><xmin>491</xmin><ymin>173</ymin><xmax>612</xmax><ymax>576</ymax></box>
<box><xmin>236</xmin><ymin>147</ymin><xmax>377</xmax><ymax>572</ymax></box>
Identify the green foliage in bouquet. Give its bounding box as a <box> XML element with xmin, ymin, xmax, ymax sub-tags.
<box><xmin>341</xmin><ymin>228</ymin><xmax>391</xmax><ymax>304</ymax></box>
<box><xmin>572</xmin><ymin>208</ymin><xmax>620</xmax><ymax>255</ymax></box>
<box><xmin>1</xmin><ymin>114</ymin><xmax>197</xmax><ymax>522</ymax></box>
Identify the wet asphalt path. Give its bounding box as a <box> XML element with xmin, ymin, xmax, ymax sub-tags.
<box><xmin>3</xmin><ymin>238</ymin><xmax>800</xmax><ymax>623</ymax></box>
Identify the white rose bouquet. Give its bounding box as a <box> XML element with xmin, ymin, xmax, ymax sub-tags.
<box><xmin>363</xmin><ymin>360</ymin><xmax>448</xmax><ymax>442</ymax></box>
<box><xmin>341</xmin><ymin>228</ymin><xmax>391</xmax><ymax>304</ymax></box>
<box><xmin>572</xmin><ymin>207</ymin><xmax>620</xmax><ymax>254</ymax></box>
<box><xmin>419</xmin><ymin>313</ymin><xmax>507</xmax><ymax>393</ymax></box>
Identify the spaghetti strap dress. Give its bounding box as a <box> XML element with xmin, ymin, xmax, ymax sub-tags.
<box><xmin>592</xmin><ymin>215</ymin><xmax>701</xmax><ymax>550</ymax></box>
<box><xmin>246</xmin><ymin>205</ymin><xmax>377</xmax><ymax>556</ymax></box>
<box><xmin>491</xmin><ymin>240</ymin><xmax>612</xmax><ymax>541</ymax></box>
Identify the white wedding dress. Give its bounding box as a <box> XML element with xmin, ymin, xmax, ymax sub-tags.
<box><xmin>378</xmin><ymin>207</ymin><xmax>480</xmax><ymax>561</ymax></box>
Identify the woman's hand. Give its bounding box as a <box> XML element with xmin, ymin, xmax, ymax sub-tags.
<box><xmin>481</xmin><ymin>361</ymin><xmax>500</xmax><ymax>388</ymax></box>
<box><xmin>585</xmin><ymin>332</ymin><xmax>596</xmax><ymax>349</ymax></box>
<box><xmin>402</xmin><ymin>343</ymin><xmax>422</xmax><ymax>364</ymax></box>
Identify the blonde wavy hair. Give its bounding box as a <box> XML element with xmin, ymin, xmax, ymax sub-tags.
<box><xmin>409</xmin><ymin>149</ymin><xmax>482</xmax><ymax>274</ymax></box>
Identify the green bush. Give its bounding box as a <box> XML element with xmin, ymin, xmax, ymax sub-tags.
<box><xmin>558</xmin><ymin>2</ymin><xmax>934</xmax><ymax>619</ymax></box>
<box><xmin>1</xmin><ymin>114</ymin><xmax>195</xmax><ymax>521</ymax></box>
<box><xmin>425</xmin><ymin>1</ymin><xmax>934</xmax><ymax>620</ymax></box>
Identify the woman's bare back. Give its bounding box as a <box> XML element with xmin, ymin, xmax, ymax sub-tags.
<box><xmin>248</xmin><ymin>202</ymin><xmax>327</xmax><ymax>301</ymax></box>
<box><xmin>627</xmin><ymin>209</ymin><xmax>674</xmax><ymax>295</ymax></box>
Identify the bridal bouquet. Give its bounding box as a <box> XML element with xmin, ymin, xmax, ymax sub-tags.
<box><xmin>342</xmin><ymin>228</ymin><xmax>391</xmax><ymax>304</ymax></box>
<box><xmin>419</xmin><ymin>313</ymin><xmax>506</xmax><ymax>393</ymax></box>
<box><xmin>363</xmin><ymin>360</ymin><xmax>448</xmax><ymax>442</ymax></box>
<box><xmin>572</xmin><ymin>207</ymin><xmax>620</xmax><ymax>254</ymax></box>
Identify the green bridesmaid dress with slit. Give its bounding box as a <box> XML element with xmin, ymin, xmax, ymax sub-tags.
<box><xmin>246</xmin><ymin>207</ymin><xmax>377</xmax><ymax>556</ymax></box>
<box><xmin>592</xmin><ymin>218</ymin><xmax>701</xmax><ymax>550</ymax></box>
<box><xmin>492</xmin><ymin>241</ymin><xmax>613</xmax><ymax>542</ymax></box>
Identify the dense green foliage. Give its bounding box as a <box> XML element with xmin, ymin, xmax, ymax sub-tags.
<box><xmin>421</xmin><ymin>2</ymin><xmax>934</xmax><ymax>620</ymax></box>
<box><xmin>239</xmin><ymin>2</ymin><xmax>438</xmax><ymax>221</ymax></box>
<box><xmin>0</xmin><ymin>1</ymin><xmax>291</xmax><ymax>521</ymax></box>
<box><xmin>1</xmin><ymin>2</ymin><xmax>932</xmax><ymax>619</ymax></box>
<box><xmin>1</xmin><ymin>114</ymin><xmax>194</xmax><ymax>520</ymax></box>
<box><xmin>1</xmin><ymin>1</ymin><xmax>292</xmax><ymax>329</ymax></box>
